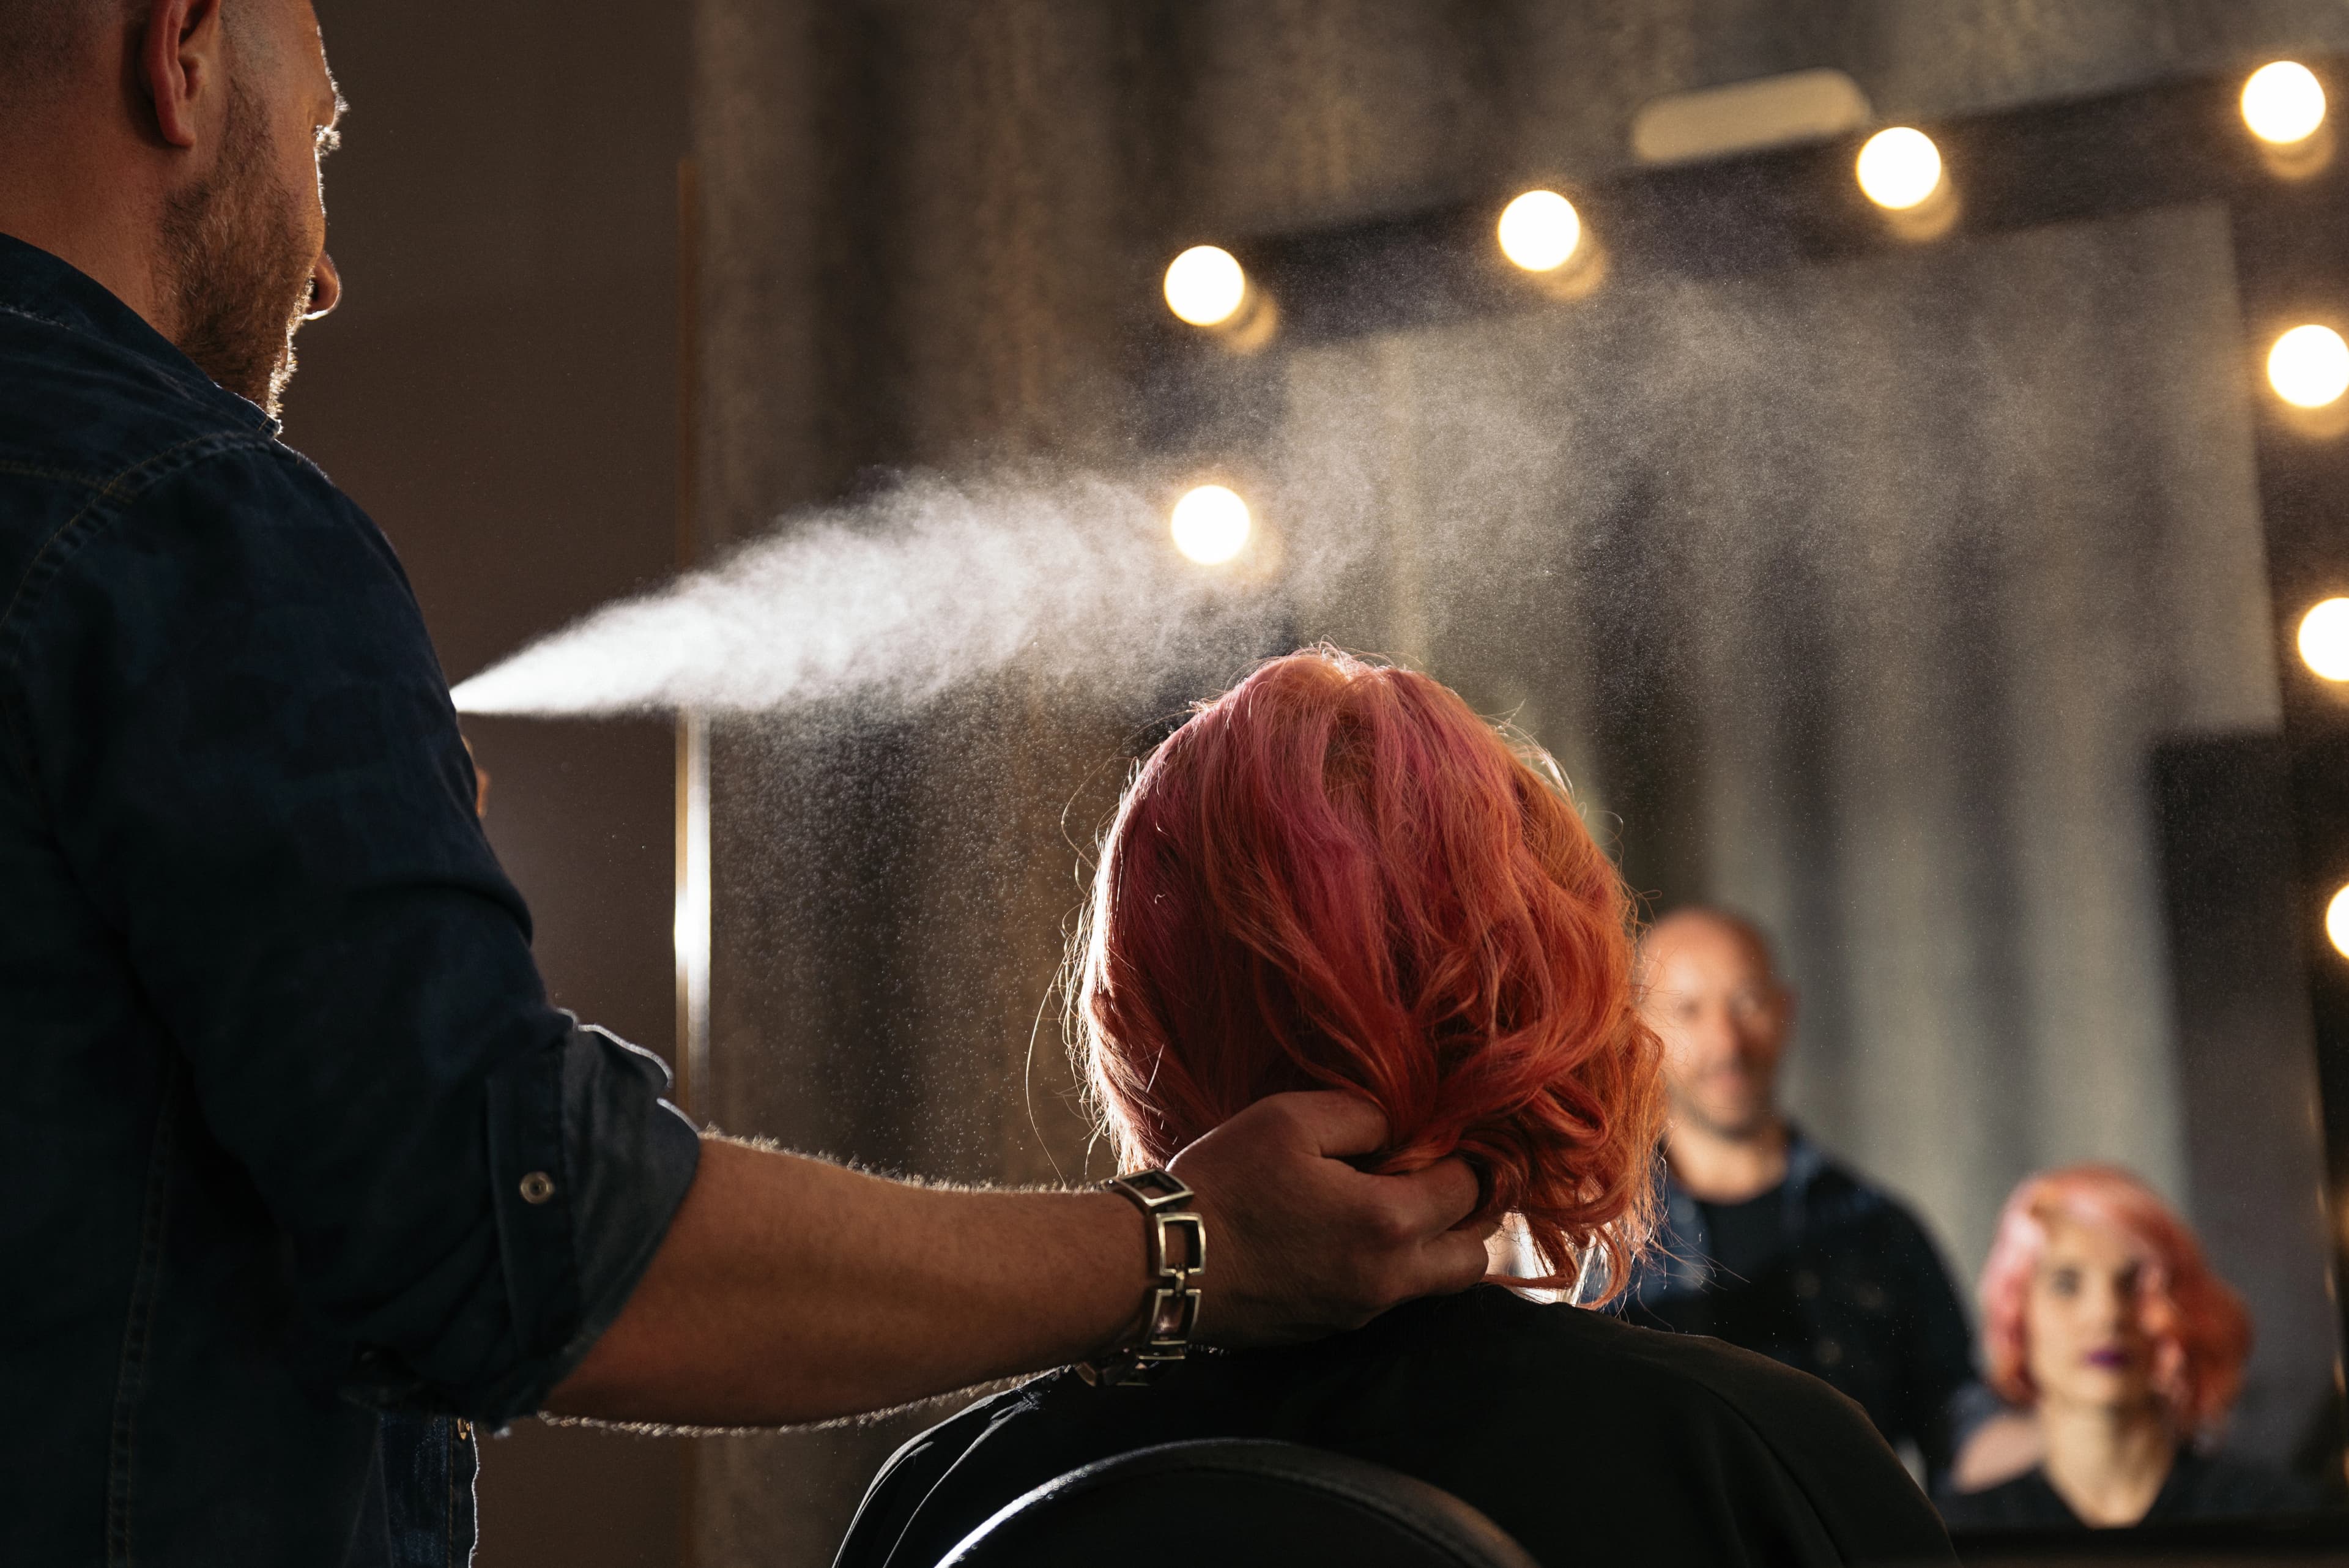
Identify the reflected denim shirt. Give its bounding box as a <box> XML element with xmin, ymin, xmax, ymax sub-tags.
<box><xmin>0</xmin><ymin>234</ymin><xmax>702</xmax><ymax>1567</ymax></box>
<box><xmin>1624</xmin><ymin>1129</ymin><xmax>1991</xmax><ymax>1484</ymax></box>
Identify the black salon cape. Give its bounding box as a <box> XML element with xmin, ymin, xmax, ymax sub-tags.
<box><xmin>834</xmin><ymin>1285</ymin><xmax>1958</xmax><ymax>1568</ymax></box>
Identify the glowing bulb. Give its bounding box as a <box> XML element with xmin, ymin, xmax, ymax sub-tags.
<box><xmin>1170</xmin><ymin>485</ymin><xmax>1251</xmax><ymax>565</ymax></box>
<box><xmin>1855</xmin><ymin>127</ymin><xmax>1942</xmax><ymax>210</ymax></box>
<box><xmin>2244</xmin><ymin>62</ymin><xmax>2327</xmax><ymax>145</ymax></box>
<box><xmin>1497</xmin><ymin>190</ymin><xmax>1581</xmax><ymax>272</ymax></box>
<box><xmin>2329</xmin><ymin>884</ymin><xmax>2349</xmax><ymax>961</ymax></box>
<box><xmin>1163</xmin><ymin>246</ymin><xmax>1245</xmax><ymax>327</ymax></box>
<box><xmin>2269</xmin><ymin>324</ymin><xmax>2349</xmax><ymax>407</ymax></box>
<box><xmin>2301</xmin><ymin>598</ymin><xmax>2349</xmax><ymax>680</ymax></box>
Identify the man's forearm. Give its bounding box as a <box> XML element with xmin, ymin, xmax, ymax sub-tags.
<box><xmin>547</xmin><ymin>1091</ymin><xmax>1491</xmax><ymax>1427</ymax></box>
<box><xmin>547</xmin><ymin>1135</ymin><xmax>1147</xmax><ymax>1425</ymax></box>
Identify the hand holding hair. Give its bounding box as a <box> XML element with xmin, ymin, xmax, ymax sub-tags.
<box><xmin>1171</xmin><ymin>1090</ymin><xmax>1493</xmax><ymax>1347</ymax></box>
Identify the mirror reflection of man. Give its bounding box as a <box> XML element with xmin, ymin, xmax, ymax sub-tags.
<box><xmin>1627</xmin><ymin>906</ymin><xmax>1993</xmax><ymax>1485</ymax></box>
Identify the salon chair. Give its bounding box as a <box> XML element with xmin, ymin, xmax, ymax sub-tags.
<box><xmin>936</xmin><ymin>1438</ymin><xmax>1540</xmax><ymax>1568</ymax></box>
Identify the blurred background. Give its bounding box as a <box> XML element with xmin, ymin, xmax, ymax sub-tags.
<box><xmin>299</xmin><ymin>4</ymin><xmax>2349</xmax><ymax>1564</ymax></box>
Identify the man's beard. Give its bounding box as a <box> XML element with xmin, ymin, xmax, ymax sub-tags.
<box><xmin>159</xmin><ymin>82</ymin><xmax>317</xmax><ymax>420</ymax></box>
<box><xmin>1665</xmin><ymin>1074</ymin><xmax>1777</xmax><ymax>1143</ymax></box>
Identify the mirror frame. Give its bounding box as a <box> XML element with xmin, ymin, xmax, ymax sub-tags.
<box><xmin>1146</xmin><ymin>60</ymin><xmax>2349</xmax><ymax>1553</ymax></box>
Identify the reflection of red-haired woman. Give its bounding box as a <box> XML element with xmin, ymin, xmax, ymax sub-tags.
<box><xmin>1939</xmin><ymin>1165</ymin><xmax>2314</xmax><ymax>1529</ymax></box>
<box><xmin>837</xmin><ymin>649</ymin><xmax>1956</xmax><ymax>1568</ymax></box>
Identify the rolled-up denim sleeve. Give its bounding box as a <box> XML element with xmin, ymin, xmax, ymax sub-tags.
<box><xmin>6</xmin><ymin>437</ymin><xmax>699</xmax><ymax>1421</ymax></box>
<box><xmin>448</xmin><ymin>1020</ymin><xmax>705</xmax><ymax>1416</ymax></box>
<box><xmin>357</xmin><ymin>1017</ymin><xmax>704</xmax><ymax>1419</ymax></box>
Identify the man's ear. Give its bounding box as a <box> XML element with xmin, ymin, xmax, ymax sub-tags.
<box><xmin>139</xmin><ymin>0</ymin><xmax>228</xmax><ymax>150</ymax></box>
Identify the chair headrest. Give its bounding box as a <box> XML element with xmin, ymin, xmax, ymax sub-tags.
<box><xmin>938</xmin><ymin>1438</ymin><xmax>1542</xmax><ymax>1568</ymax></box>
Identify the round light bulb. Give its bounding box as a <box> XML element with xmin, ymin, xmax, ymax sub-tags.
<box><xmin>2269</xmin><ymin>324</ymin><xmax>2349</xmax><ymax>407</ymax></box>
<box><xmin>1170</xmin><ymin>484</ymin><xmax>1252</xmax><ymax>565</ymax></box>
<box><xmin>2329</xmin><ymin>884</ymin><xmax>2349</xmax><ymax>962</ymax></box>
<box><xmin>2301</xmin><ymin>598</ymin><xmax>2349</xmax><ymax>680</ymax></box>
<box><xmin>1163</xmin><ymin>246</ymin><xmax>1246</xmax><ymax>328</ymax></box>
<box><xmin>1856</xmin><ymin>127</ymin><xmax>1943</xmax><ymax>210</ymax></box>
<box><xmin>2244</xmin><ymin>61</ymin><xmax>2327</xmax><ymax>145</ymax></box>
<box><xmin>1497</xmin><ymin>190</ymin><xmax>1582</xmax><ymax>272</ymax></box>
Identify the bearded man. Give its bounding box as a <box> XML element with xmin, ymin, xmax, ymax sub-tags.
<box><xmin>1626</xmin><ymin>907</ymin><xmax>1996</xmax><ymax>1490</ymax></box>
<box><xmin>0</xmin><ymin>4</ymin><xmax>1491</xmax><ymax>1563</ymax></box>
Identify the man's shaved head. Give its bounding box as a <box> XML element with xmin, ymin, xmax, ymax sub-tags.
<box><xmin>0</xmin><ymin>0</ymin><xmax>98</xmax><ymax>54</ymax></box>
<box><xmin>0</xmin><ymin>0</ymin><xmax>344</xmax><ymax>416</ymax></box>
<box><xmin>1640</xmin><ymin>906</ymin><xmax>1780</xmax><ymax>983</ymax></box>
<box><xmin>0</xmin><ymin>1</ymin><xmax>115</xmax><ymax>114</ymax></box>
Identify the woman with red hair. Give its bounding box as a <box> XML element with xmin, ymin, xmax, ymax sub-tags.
<box><xmin>1939</xmin><ymin>1164</ymin><xmax>2312</xmax><ymax>1529</ymax></box>
<box><xmin>837</xmin><ymin>650</ymin><xmax>1953</xmax><ymax>1567</ymax></box>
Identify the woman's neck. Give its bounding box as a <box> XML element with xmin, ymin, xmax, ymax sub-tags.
<box><xmin>2036</xmin><ymin>1397</ymin><xmax>2175</xmax><ymax>1527</ymax></box>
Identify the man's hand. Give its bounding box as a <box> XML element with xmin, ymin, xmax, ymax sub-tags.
<box><xmin>1172</xmin><ymin>1091</ymin><xmax>1493</xmax><ymax>1346</ymax></box>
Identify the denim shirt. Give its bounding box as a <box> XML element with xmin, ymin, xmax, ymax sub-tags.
<box><xmin>0</xmin><ymin>235</ymin><xmax>703</xmax><ymax>1566</ymax></box>
<box><xmin>1624</xmin><ymin>1130</ymin><xmax>1991</xmax><ymax>1484</ymax></box>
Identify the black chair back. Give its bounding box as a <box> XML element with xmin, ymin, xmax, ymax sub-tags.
<box><xmin>936</xmin><ymin>1438</ymin><xmax>1542</xmax><ymax>1568</ymax></box>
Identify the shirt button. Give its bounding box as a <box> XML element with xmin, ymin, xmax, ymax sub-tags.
<box><xmin>519</xmin><ymin>1171</ymin><xmax>557</xmax><ymax>1204</ymax></box>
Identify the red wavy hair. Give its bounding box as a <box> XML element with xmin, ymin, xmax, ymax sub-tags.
<box><xmin>1978</xmin><ymin>1164</ymin><xmax>2252</xmax><ymax>1435</ymax></box>
<box><xmin>1074</xmin><ymin>648</ymin><xmax>1664</xmax><ymax>1295</ymax></box>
